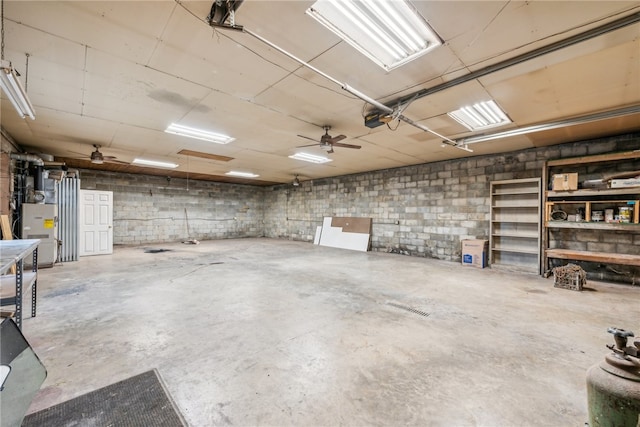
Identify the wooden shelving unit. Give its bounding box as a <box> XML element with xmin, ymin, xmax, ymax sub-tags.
<box><xmin>542</xmin><ymin>150</ymin><xmax>640</xmax><ymax>273</ymax></box>
<box><xmin>489</xmin><ymin>178</ymin><xmax>542</xmax><ymax>274</ymax></box>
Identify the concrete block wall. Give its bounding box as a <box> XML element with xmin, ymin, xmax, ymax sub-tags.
<box><xmin>263</xmin><ymin>133</ymin><xmax>640</xmax><ymax>264</ymax></box>
<box><xmin>80</xmin><ymin>171</ymin><xmax>264</xmax><ymax>245</ymax></box>
<box><xmin>76</xmin><ymin>132</ymin><xmax>639</xmax><ymax>282</ymax></box>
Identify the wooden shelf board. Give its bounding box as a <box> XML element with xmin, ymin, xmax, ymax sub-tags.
<box><xmin>492</xmin><ymin>247</ymin><xmax>539</xmax><ymax>255</ymax></box>
<box><xmin>492</xmin><ymin>189</ymin><xmax>540</xmax><ymax>196</ymax></box>
<box><xmin>491</xmin><ymin>220</ymin><xmax>540</xmax><ymax>224</ymax></box>
<box><xmin>490</xmin><ymin>263</ymin><xmax>538</xmax><ymax>274</ymax></box>
<box><xmin>547</xmin><ymin>188</ymin><xmax>640</xmax><ymax>198</ymax></box>
<box><xmin>546</xmin><ymin>150</ymin><xmax>640</xmax><ymax>167</ymax></box>
<box><xmin>492</xmin><ymin>233</ymin><xmax>539</xmax><ymax>238</ymax></box>
<box><xmin>492</xmin><ymin>202</ymin><xmax>540</xmax><ymax>208</ymax></box>
<box><xmin>546</xmin><ymin>249</ymin><xmax>640</xmax><ymax>266</ymax></box>
<box><xmin>546</xmin><ymin>221</ymin><xmax>640</xmax><ymax>230</ymax></box>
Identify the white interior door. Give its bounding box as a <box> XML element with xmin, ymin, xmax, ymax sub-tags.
<box><xmin>79</xmin><ymin>190</ymin><xmax>113</xmax><ymax>256</ymax></box>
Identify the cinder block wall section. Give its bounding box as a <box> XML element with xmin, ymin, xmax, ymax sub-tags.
<box><xmin>80</xmin><ymin>172</ymin><xmax>265</xmax><ymax>245</ymax></box>
<box><xmin>263</xmin><ymin>133</ymin><xmax>640</xmax><ymax>262</ymax></box>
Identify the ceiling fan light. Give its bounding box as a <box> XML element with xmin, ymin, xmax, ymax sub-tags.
<box><xmin>292</xmin><ymin>175</ymin><xmax>301</xmax><ymax>186</ymax></box>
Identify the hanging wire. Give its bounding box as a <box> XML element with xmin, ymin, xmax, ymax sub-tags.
<box><xmin>1</xmin><ymin>0</ymin><xmax>5</xmax><ymax>60</ymax></box>
<box><xmin>25</xmin><ymin>53</ymin><xmax>29</xmax><ymax>90</ymax></box>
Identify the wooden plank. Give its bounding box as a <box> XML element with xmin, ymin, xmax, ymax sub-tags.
<box><xmin>546</xmin><ymin>221</ymin><xmax>640</xmax><ymax>230</ymax></box>
<box><xmin>330</xmin><ymin>217</ymin><xmax>372</xmax><ymax>234</ymax></box>
<box><xmin>546</xmin><ymin>249</ymin><xmax>640</xmax><ymax>267</ymax></box>
<box><xmin>546</xmin><ymin>150</ymin><xmax>640</xmax><ymax>167</ymax></box>
<box><xmin>0</xmin><ymin>215</ymin><xmax>12</xmax><ymax>240</ymax></box>
<box><xmin>0</xmin><ymin>215</ymin><xmax>16</xmax><ymax>274</ymax></box>
<box><xmin>320</xmin><ymin>217</ymin><xmax>371</xmax><ymax>252</ymax></box>
<box><xmin>547</xmin><ymin>188</ymin><xmax>640</xmax><ymax>197</ymax></box>
<box><xmin>177</xmin><ymin>149</ymin><xmax>234</xmax><ymax>162</ymax></box>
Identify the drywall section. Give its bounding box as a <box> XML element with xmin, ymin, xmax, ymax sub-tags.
<box><xmin>79</xmin><ymin>171</ymin><xmax>264</xmax><ymax>245</ymax></box>
<box><xmin>264</xmin><ymin>133</ymin><xmax>640</xmax><ymax>263</ymax></box>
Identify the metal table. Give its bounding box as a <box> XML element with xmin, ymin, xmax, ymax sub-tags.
<box><xmin>0</xmin><ymin>239</ymin><xmax>40</xmax><ymax>329</ymax></box>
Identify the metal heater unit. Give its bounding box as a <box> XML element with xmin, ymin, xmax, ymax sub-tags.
<box><xmin>21</xmin><ymin>203</ymin><xmax>58</xmax><ymax>267</ymax></box>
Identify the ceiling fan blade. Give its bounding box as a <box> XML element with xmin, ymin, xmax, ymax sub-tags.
<box><xmin>332</xmin><ymin>142</ymin><xmax>361</xmax><ymax>149</ymax></box>
<box><xmin>328</xmin><ymin>135</ymin><xmax>346</xmax><ymax>144</ymax></box>
<box><xmin>297</xmin><ymin>135</ymin><xmax>321</xmax><ymax>143</ymax></box>
<box><xmin>296</xmin><ymin>143</ymin><xmax>321</xmax><ymax>148</ymax></box>
<box><xmin>105</xmin><ymin>159</ymin><xmax>129</xmax><ymax>165</ymax></box>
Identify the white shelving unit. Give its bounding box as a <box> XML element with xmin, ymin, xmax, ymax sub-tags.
<box><xmin>490</xmin><ymin>178</ymin><xmax>542</xmax><ymax>274</ymax></box>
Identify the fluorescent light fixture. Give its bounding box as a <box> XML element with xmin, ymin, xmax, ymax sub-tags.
<box><xmin>0</xmin><ymin>60</ymin><xmax>35</xmax><ymax>119</ymax></box>
<box><xmin>289</xmin><ymin>152</ymin><xmax>333</xmax><ymax>164</ymax></box>
<box><xmin>448</xmin><ymin>100</ymin><xmax>511</xmax><ymax>131</ymax></box>
<box><xmin>225</xmin><ymin>171</ymin><xmax>260</xmax><ymax>178</ymax></box>
<box><xmin>306</xmin><ymin>0</ymin><xmax>442</xmax><ymax>71</ymax></box>
<box><xmin>456</xmin><ymin>104</ymin><xmax>640</xmax><ymax>145</ymax></box>
<box><xmin>165</xmin><ymin>123</ymin><xmax>235</xmax><ymax>144</ymax></box>
<box><xmin>132</xmin><ymin>158</ymin><xmax>179</xmax><ymax>169</ymax></box>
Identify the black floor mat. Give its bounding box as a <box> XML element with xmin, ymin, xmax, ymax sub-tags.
<box><xmin>22</xmin><ymin>370</ymin><xmax>186</xmax><ymax>427</ymax></box>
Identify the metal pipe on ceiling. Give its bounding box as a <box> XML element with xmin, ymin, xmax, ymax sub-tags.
<box><xmin>387</xmin><ymin>11</ymin><xmax>640</xmax><ymax>108</ymax></box>
<box><xmin>456</xmin><ymin>104</ymin><xmax>640</xmax><ymax>145</ymax></box>
<box><xmin>209</xmin><ymin>20</ymin><xmax>460</xmax><ymax>146</ymax></box>
<box><xmin>209</xmin><ymin>5</ymin><xmax>640</xmax><ymax>149</ymax></box>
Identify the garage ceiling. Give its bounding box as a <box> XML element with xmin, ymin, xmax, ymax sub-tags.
<box><xmin>1</xmin><ymin>1</ymin><xmax>639</xmax><ymax>185</ymax></box>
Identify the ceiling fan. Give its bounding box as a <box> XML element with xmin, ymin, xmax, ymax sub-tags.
<box><xmin>72</xmin><ymin>145</ymin><xmax>128</xmax><ymax>165</ymax></box>
<box><xmin>297</xmin><ymin>126</ymin><xmax>360</xmax><ymax>154</ymax></box>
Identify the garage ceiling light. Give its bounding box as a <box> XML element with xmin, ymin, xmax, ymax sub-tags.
<box><xmin>289</xmin><ymin>152</ymin><xmax>333</xmax><ymax>164</ymax></box>
<box><xmin>448</xmin><ymin>100</ymin><xmax>511</xmax><ymax>131</ymax></box>
<box><xmin>306</xmin><ymin>0</ymin><xmax>441</xmax><ymax>72</ymax></box>
<box><xmin>1</xmin><ymin>60</ymin><xmax>35</xmax><ymax>119</ymax></box>
<box><xmin>165</xmin><ymin>123</ymin><xmax>235</xmax><ymax>144</ymax></box>
<box><xmin>132</xmin><ymin>158</ymin><xmax>179</xmax><ymax>169</ymax></box>
<box><xmin>226</xmin><ymin>171</ymin><xmax>259</xmax><ymax>178</ymax></box>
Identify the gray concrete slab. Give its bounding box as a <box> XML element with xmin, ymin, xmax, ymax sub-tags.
<box><xmin>21</xmin><ymin>238</ymin><xmax>640</xmax><ymax>426</ymax></box>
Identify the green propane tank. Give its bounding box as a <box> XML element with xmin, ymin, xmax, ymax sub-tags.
<box><xmin>586</xmin><ymin>327</ymin><xmax>640</xmax><ymax>427</ymax></box>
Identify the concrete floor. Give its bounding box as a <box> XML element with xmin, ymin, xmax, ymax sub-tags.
<box><xmin>20</xmin><ymin>238</ymin><xmax>640</xmax><ymax>426</ymax></box>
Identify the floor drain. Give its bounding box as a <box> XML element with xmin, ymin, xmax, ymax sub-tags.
<box><xmin>144</xmin><ymin>248</ymin><xmax>172</xmax><ymax>253</ymax></box>
<box><xmin>387</xmin><ymin>302</ymin><xmax>430</xmax><ymax>318</ymax></box>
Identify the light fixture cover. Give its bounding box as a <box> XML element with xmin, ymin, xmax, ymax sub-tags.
<box><xmin>132</xmin><ymin>158</ymin><xmax>179</xmax><ymax>169</ymax></box>
<box><xmin>306</xmin><ymin>0</ymin><xmax>441</xmax><ymax>72</ymax></box>
<box><xmin>0</xmin><ymin>60</ymin><xmax>36</xmax><ymax>119</ymax></box>
<box><xmin>165</xmin><ymin>123</ymin><xmax>235</xmax><ymax>144</ymax></box>
<box><xmin>448</xmin><ymin>100</ymin><xmax>511</xmax><ymax>131</ymax></box>
<box><xmin>225</xmin><ymin>171</ymin><xmax>260</xmax><ymax>178</ymax></box>
<box><xmin>289</xmin><ymin>152</ymin><xmax>333</xmax><ymax>164</ymax></box>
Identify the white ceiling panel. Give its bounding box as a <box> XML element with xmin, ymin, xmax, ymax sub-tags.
<box><xmin>1</xmin><ymin>1</ymin><xmax>638</xmax><ymax>185</ymax></box>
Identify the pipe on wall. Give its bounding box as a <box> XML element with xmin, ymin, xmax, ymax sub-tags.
<box><xmin>10</xmin><ymin>153</ymin><xmax>44</xmax><ymax>166</ymax></box>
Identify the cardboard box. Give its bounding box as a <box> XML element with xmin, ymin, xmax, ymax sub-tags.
<box><xmin>610</xmin><ymin>178</ymin><xmax>640</xmax><ymax>188</ymax></box>
<box><xmin>461</xmin><ymin>239</ymin><xmax>488</xmax><ymax>268</ymax></box>
<box><xmin>552</xmin><ymin>173</ymin><xmax>578</xmax><ymax>191</ymax></box>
